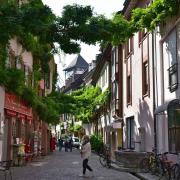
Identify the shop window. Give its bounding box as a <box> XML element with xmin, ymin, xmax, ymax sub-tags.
<box><xmin>126</xmin><ymin>116</ymin><xmax>135</xmax><ymax>149</ymax></box>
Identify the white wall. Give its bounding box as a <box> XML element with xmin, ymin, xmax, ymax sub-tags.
<box><xmin>97</xmin><ymin>62</ymin><xmax>109</xmax><ymax>92</ymax></box>
<box><xmin>155</xmin><ymin>19</ymin><xmax>180</xmax><ymax>153</ymax></box>
<box><xmin>123</xmin><ymin>32</ymin><xmax>154</xmax><ymax>152</ymax></box>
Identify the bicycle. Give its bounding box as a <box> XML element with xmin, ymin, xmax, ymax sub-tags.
<box><xmin>170</xmin><ymin>164</ymin><xmax>180</xmax><ymax>180</ymax></box>
<box><xmin>158</xmin><ymin>152</ymin><xmax>173</xmax><ymax>180</ymax></box>
<box><xmin>140</xmin><ymin>150</ymin><xmax>177</xmax><ymax>179</ymax></box>
<box><xmin>99</xmin><ymin>144</ymin><xmax>111</xmax><ymax>168</ymax></box>
<box><xmin>139</xmin><ymin>148</ymin><xmax>162</xmax><ymax>174</ymax></box>
<box><xmin>170</xmin><ymin>153</ymin><xmax>180</xmax><ymax>180</ymax></box>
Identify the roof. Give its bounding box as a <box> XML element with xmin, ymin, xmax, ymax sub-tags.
<box><xmin>62</xmin><ymin>69</ymin><xmax>89</xmax><ymax>93</ymax></box>
<box><xmin>63</xmin><ymin>54</ymin><xmax>89</xmax><ymax>72</ymax></box>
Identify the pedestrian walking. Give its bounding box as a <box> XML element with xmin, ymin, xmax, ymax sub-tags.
<box><xmin>64</xmin><ymin>139</ymin><xmax>69</xmax><ymax>152</ymax></box>
<box><xmin>79</xmin><ymin>135</ymin><xmax>93</xmax><ymax>177</ymax></box>
<box><xmin>69</xmin><ymin>137</ymin><xmax>73</xmax><ymax>152</ymax></box>
<box><xmin>58</xmin><ymin>138</ymin><xmax>63</xmax><ymax>152</ymax></box>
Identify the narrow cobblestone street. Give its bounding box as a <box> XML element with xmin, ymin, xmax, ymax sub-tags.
<box><xmin>1</xmin><ymin>149</ymin><xmax>140</xmax><ymax>180</ymax></box>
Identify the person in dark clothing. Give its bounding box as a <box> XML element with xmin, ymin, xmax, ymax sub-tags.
<box><xmin>69</xmin><ymin>137</ymin><xmax>73</xmax><ymax>152</ymax></box>
<box><xmin>64</xmin><ymin>139</ymin><xmax>69</xmax><ymax>152</ymax></box>
<box><xmin>58</xmin><ymin>138</ymin><xmax>63</xmax><ymax>152</ymax></box>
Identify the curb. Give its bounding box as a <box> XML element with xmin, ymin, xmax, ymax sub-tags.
<box><xmin>130</xmin><ymin>173</ymin><xmax>148</xmax><ymax>180</ymax></box>
<box><xmin>110</xmin><ymin>163</ymin><xmax>159</xmax><ymax>180</ymax></box>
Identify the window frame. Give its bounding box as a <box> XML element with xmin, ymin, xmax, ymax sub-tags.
<box><xmin>126</xmin><ymin>116</ymin><xmax>135</xmax><ymax>150</ymax></box>
<box><xmin>139</xmin><ymin>29</ymin><xmax>148</xmax><ymax>46</ymax></box>
<box><xmin>127</xmin><ymin>75</ymin><xmax>131</xmax><ymax>105</ymax></box>
<box><xmin>142</xmin><ymin>61</ymin><xmax>149</xmax><ymax>96</ymax></box>
<box><xmin>141</xmin><ymin>34</ymin><xmax>150</xmax><ymax>98</ymax></box>
<box><xmin>168</xmin><ymin>106</ymin><xmax>180</xmax><ymax>154</ymax></box>
<box><xmin>126</xmin><ymin>58</ymin><xmax>132</xmax><ymax>106</ymax></box>
<box><xmin>125</xmin><ymin>37</ymin><xmax>134</xmax><ymax>59</ymax></box>
<box><xmin>168</xmin><ymin>63</ymin><xmax>178</xmax><ymax>92</ymax></box>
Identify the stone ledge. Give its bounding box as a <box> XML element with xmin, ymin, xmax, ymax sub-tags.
<box><xmin>115</xmin><ymin>150</ymin><xmax>146</xmax><ymax>169</ymax></box>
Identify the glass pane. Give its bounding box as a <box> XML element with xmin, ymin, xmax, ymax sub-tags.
<box><xmin>170</xmin><ymin>72</ymin><xmax>177</xmax><ymax>85</ymax></box>
<box><xmin>175</xmin><ymin>127</ymin><xmax>180</xmax><ymax>152</ymax></box>
<box><xmin>168</xmin><ymin>110</ymin><xmax>175</xmax><ymax>127</ymax></box>
<box><xmin>169</xmin><ymin>128</ymin><xmax>176</xmax><ymax>153</ymax></box>
<box><xmin>165</xmin><ymin>29</ymin><xmax>177</xmax><ymax>66</ymax></box>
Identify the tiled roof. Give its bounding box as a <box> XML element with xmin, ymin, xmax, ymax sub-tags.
<box><xmin>63</xmin><ymin>54</ymin><xmax>89</xmax><ymax>72</ymax></box>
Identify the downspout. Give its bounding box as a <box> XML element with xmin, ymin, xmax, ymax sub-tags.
<box><xmin>152</xmin><ymin>30</ymin><xmax>157</xmax><ymax>150</ymax></box>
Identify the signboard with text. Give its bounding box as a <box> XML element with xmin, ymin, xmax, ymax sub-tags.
<box><xmin>4</xmin><ymin>92</ymin><xmax>32</xmax><ymax>117</ymax></box>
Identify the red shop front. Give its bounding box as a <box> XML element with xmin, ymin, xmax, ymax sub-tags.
<box><xmin>4</xmin><ymin>92</ymin><xmax>33</xmax><ymax>161</ymax></box>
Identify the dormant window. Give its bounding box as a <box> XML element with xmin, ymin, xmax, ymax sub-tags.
<box><xmin>142</xmin><ymin>61</ymin><xmax>149</xmax><ymax>96</ymax></box>
<box><xmin>139</xmin><ymin>29</ymin><xmax>148</xmax><ymax>45</ymax></box>
<box><xmin>126</xmin><ymin>59</ymin><xmax>131</xmax><ymax>105</ymax></box>
<box><xmin>164</xmin><ymin>29</ymin><xmax>178</xmax><ymax>92</ymax></box>
<box><xmin>125</xmin><ymin>37</ymin><xmax>134</xmax><ymax>58</ymax></box>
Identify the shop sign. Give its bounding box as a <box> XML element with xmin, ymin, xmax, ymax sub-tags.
<box><xmin>5</xmin><ymin>92</ymin><xmax>32</xmax><ymax>117</ymax></box>
<box><xmin>6</xmin><ymin>109</ymin><xmax>17</xmax><ymax>117</ymax></box>
<box><xmin>112</xmin><ymin>122</ymin><xmax>122</xmax><ymax>129</ymax></box>
<box><xmin>27</xmin><ymin>116</ymin><xmax>33</xmax><ymax>121</ymax></box>
<box><xmin>17</xmin><ymin>113</ymin><xmax>26</xmax><ymax>120</ymax></box>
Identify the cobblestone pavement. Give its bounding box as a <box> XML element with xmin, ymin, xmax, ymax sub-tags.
<box><xmin>1</xmin><ymin>149</ymin><xmax>140</xmax><ymax>180</ymax></box>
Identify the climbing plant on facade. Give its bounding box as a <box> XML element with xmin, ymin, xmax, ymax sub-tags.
<box><xmin>0</xmin><ymin>0</ymin><xmax>179</xmax><ymax>124</ymax></box>
<box><xmin>70</xmin><ymin>86</ymin><xmax>110</xmax><ymax>123</ymax></box>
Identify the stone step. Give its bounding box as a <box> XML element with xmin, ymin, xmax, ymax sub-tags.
<box><xmin>110</xmin><ymin>162</ymin><xmax>142</xmax><ymax>173</ymax></box>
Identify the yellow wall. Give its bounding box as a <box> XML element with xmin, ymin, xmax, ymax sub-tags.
<box><xmin>117</xmin><ymin>129</ymin><xmax>123</xmax><ymax>148</ymax></box>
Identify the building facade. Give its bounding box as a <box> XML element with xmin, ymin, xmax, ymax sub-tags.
<box><xmin>155</xmin><ymin>13</ymin><xmax>180</xmax><ymax>154</ymax></box>
<box><xmin>120</xmin><ymin>0</ymin><xmax>155</xmax><ymax>152</ymax></box>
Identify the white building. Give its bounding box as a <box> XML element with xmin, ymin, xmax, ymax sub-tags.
<box><xmin>155</xmin><ymin>14</ymin><xmax>180</xmax><ymax>154</ymax></box>
<box><xmin>122</xmin><ymin>0</ymin><xmax>154</xmax><ymax>152</ymax></box>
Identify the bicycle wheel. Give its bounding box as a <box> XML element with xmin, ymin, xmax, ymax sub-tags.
<box><xmin>99</xmin><ymin>154</ymin><xmax>107</xmax><ymax>167</ymax></box>
<box><xmin>139</xmin><ymin>158</ymin><xmax>150</xmax><ymax>172</ymax></box>
<box><xmin>107</xmin><ymin>157</ymin><xmax>111</xmax><ymax>168</ymax></box>
<box><xmin>152</xmin><ymin>158</ymin><xmax>164</xmax><ymax>176</ymax></box>
<box><xmin>171</xmin><ymin>164</ymin><xmax>180</xmax><ymax>180</ymax></box>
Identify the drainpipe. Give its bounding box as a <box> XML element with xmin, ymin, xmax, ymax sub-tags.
<box><xmin>152</xmin><ymin>30</ymin><xmax>157</xmax><ymax>150</ymax></box>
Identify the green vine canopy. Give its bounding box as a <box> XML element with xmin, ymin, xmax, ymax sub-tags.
<box><xmin>0</xmin><ymin>0</ymin><xmax>179</xmax><ymax>124</ymax></box>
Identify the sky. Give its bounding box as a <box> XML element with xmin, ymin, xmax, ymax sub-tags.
<box><xmin>42</xmin><ymin>0</ymin><xmax>124</xmax><ymax>86</ymax></box>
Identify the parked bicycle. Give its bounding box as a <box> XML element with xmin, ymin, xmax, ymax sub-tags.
<box><xmin>159</xmin><ymin>152</ymin><xmax>173</xmax><ymax>180</ymax></box>
<box><xmin>139</xmin><ymin>148</ymin><xmax>162</xmax><ymax>175</ymax></box>
<box><xmin>170</xmin><ymin>153</ymin><xmax>180</xmax><ymax>180</ymax></box>
<box><xmin>140</xmin><ymin>150</ymin><xmax>179</xmax><ymax>180</ymax></box>
<box><xmin>99</xmin><ymin>144</ymin><xmax>111</xmax><ymax>168</ymax></box>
